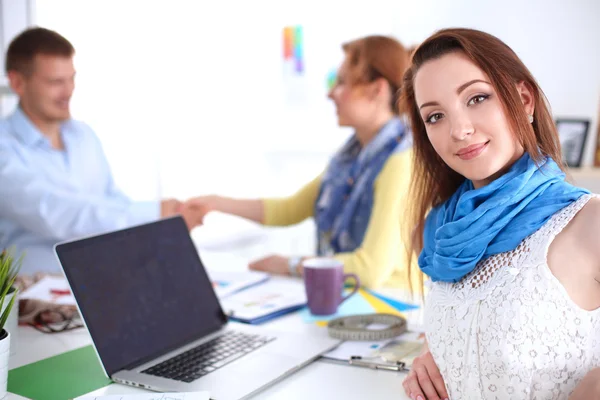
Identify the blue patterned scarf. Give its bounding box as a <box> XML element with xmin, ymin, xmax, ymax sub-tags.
<box><xmin>419</xmin><ymin>153</ymin><xmax>589</xmax><ymax>283</ymax></box>
<box><xmin>315</xmin><ymin>117</ymin><xmax>410</xmax><ymax>254</ymax></box>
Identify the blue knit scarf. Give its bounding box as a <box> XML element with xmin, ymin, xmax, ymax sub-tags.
<box><xmin>419</xmin><ymin>153</ymin><xmax>589</xmax><ymax>282</ymax></box>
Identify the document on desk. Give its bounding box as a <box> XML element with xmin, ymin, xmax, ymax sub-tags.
<box><xmin>207</xmin><ymin>269</ymin><xmax>270</xmax><ymax>299</ymax></box>
<box><xmin>220</xmin><ymin>279</ymin><xmax>307</xmax><ymax>324</ymax></box>
<box><xmin>322</xmin><ymin>331</ymin><xmax>424</xmax><ymax>371</ymax></box>
<box><xmin>19</xmin><ymin>275</ymin><xmax>76</xmax><ymax>305</ymax></box>
<box><xmin>78</xmin><ymin>392</ymin><xmax>209</xmax><ymax>400</ymax></box>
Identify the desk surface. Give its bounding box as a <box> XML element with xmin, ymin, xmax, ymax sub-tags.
<box><xmin>9</xmin><ymin>273</ymin><xmax>419</xmax><ymax>400</ymax></box>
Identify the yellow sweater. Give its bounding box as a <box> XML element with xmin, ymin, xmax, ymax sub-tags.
<box><xmin>263</xmin><ymin>150</ymin><xmax>421</xmax><ymax>290</ymax></box>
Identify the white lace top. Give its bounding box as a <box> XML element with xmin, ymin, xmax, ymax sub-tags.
<box><xmin>425</xmin><ymin>194</ymin><xmax>600</xmax><ymax>400</ymax></box>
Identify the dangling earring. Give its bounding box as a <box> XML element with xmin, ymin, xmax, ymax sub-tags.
<box><xmin>528</xmin><ymin>114</ymin><xmax>534</xmax><ymax>124</ymax></box>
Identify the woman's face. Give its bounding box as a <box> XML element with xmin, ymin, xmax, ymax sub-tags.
<box><xmin>328</xmin><ymin>56</ymin><xmax>383</xmax><ymax>129</ymax></box>
<box><xmin>414</xmin><ymin>51</ymin><xmax>532</xmax><ymax>188</ymax></box>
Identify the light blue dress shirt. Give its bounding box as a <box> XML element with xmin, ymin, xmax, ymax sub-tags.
<box><xmin>0</xmin><ymin>108</ymin><xmax>160</xmax><ymax>274</ymax></box>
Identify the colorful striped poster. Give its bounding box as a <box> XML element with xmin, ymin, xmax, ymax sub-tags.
<box><xmin>283</xmin><ymin>25</ymin><xmax>304</xmax><ymax>75</ymax></box>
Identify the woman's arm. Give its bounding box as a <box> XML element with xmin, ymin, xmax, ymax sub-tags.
<box><xmin>186</xmin><ymin>174</ymin><xmax>322</xmax><ymax>225</ymax></box>
<box><xmin>262</xmin><ymin>174</ymin><xmax>322</xmax><ymax>226</ymax></box>
<box><xmin>569</xmin><ymin>367</ymin><xmax>600</xmax><ymax>399</ymax></box>
<box><xmin>200</xmin><ymin>196</ymin><xmax>265</xmax><ymax>224</ymax></box>
<box><xmin>558</xmin><ymin>199</ymin><xmax>600</xmax><ymax>398</ymax></box>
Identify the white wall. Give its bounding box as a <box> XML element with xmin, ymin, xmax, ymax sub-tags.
<box><xmin>0</xmin><ymin>0</ymin><xmax>34</xmax><ymax>116</ymax></box>
<box><xmin>0</xmin><ymin>0</ymin><xmax>34</xmax><ymax>72</ymax></box>
<box><xmin>32</xmin><ymin>0</ymin><xmax>404</xmax><ymax>203</ymax></box>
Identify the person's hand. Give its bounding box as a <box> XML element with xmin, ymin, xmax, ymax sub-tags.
<box><xmin>179</xmin><ymin>201</ymin><xmax>210</xmax><ymax>230</ymax></box>
<box><xmin>569</xmin><ymin>367</ymin><xmax>600</xmax><ymax>399</ymax></box>
<box><xmin>403</xmin><ymin>350</ymin><xmax>448</xmax><ymax>400</ymax></box>
<box><xmin>184</xmin><ymin>195</ymin><xmax>218</xmax><ymax>223</ymax></box>
<box><xmin>249</xmin><ymin>255</ymin><xmax>290</xmax><ymax>275</ymax></box>
<box><xmin>160</xmin><ymin>198</ymin><xmax>182</xmax><ymax>218</ymax></box>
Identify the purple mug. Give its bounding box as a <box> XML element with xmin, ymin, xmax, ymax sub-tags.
<box><xmin>302</xmin><ymin>258</ymin><xmax>360</xmax><ymax>316</ymax></box>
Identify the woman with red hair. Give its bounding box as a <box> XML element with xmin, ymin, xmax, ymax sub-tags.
<box><xmin>188</xmin><ymin>36</ymin><xmax>420</xmax><ymax>290</ymax></box>
<box><xmin>401</xmin><ymin>28</ymin><xmax>600</xmax><ymax>399</ymax></box>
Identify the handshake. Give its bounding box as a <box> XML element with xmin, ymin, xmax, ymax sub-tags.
<box><xmin>160</xmin><ymin>195</ymin><xmax>216</xmax><ymax>230</ymax></box>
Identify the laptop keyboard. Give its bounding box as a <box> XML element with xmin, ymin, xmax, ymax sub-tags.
<box><xmin>142</xmin><ymin>331</ymin><xmax>276</xmax><ymax>383</ymax></box>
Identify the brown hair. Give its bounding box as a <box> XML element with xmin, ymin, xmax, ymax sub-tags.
<box><xmin>406</xmin><ymin>45</ymin><xmax>418</xmax><ymax>58</ymax></box>
<box><xmin>400</xmin><ymin>28</ymin><xmax>565</xmax><ymax>257</ymax></box>
<box><xmin>6</xmin><ymin>27</ymin><xmax>75</xmax><ymax>75</ymax></box>
<box><xmin>342</xmin><ymin>35</ymin><xmax>410</xmax><ymax>114</ymax></box>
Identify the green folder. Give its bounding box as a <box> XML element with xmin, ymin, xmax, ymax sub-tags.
<box><xmin>8</xmin><ymin>345</ymin><xmax>112</xmax><ymax>400</ymax></box>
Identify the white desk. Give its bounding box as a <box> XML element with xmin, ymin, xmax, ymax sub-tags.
<box><xmin>9</xmin><ymin>258</ymin><xmax>420</xmax><ymax>400</ymax></box>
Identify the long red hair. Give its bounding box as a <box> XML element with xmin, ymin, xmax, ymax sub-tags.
<box><xmin>400</xmin><ymin>28</ymin><xmax>565</xmax><ymax>258</ymax></box>
<box><xmin>342</xmin><ymin>35</ymin><xmax>410</xmax><ymax>114</ymax></box>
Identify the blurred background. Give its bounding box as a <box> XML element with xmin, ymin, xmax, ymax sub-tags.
<box><xmin>1</xmin><ymin>0</ymin><xmax>599</xmax><ymax>260</ymax></box>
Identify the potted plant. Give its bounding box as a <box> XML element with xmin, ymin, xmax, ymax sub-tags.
<box><xmin>0</xmin><ymin>248</ymin><xmax>22</xmax><ymax>398</ymax></box>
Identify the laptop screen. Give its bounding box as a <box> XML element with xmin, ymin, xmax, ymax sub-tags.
<box><xmin>56</xmin><ymin>216</ymin><xmax>228</xmax><ymax>377</ymax></box>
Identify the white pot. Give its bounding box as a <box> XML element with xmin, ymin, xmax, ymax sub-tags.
<box><xmin>1</xmin><ymin>290</ymin><xmax>17</xmax><ymax>357</ymax></box>
<box><xmin>0</xmin><ymin>330</ymin><xmax>10</xmax><ymax>399</ymax></box>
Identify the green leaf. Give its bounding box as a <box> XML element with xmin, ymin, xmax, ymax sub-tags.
<box><xmin>0</xmin><ymin>290</ymin><xmax>17</xmax><ymax>329</ymax></box>
<box><xmin>0</xmin><ymin>246</ymin><xmax>23</xmax><ymax>330</ymax></box>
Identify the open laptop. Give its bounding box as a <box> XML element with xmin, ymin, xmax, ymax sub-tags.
<box><xmin>55</xmin><ymin>216</ymin><xmax>339</xmax><ymax>400</ymax></box>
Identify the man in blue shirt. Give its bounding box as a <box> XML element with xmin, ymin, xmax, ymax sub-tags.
<box><xmin>0</xmin><ymin>27</ymin><xmax>202</xmax><ymax>274</ymax></box>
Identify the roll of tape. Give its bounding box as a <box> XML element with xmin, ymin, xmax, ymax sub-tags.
<box><xmin>327</xmin><ymin>313</ymin><xmax>407</xmax><ymax>341</ymax></box>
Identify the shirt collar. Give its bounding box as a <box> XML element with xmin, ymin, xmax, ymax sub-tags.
<box><xmin>8</xmin><ymin>106</ymin><xmax>73</xmax><ymax>147</ymax></box>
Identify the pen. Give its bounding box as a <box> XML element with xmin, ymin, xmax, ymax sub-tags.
<box><xmin>50</xmin><ymin>289</ymin><xmax>71</xmax><ymax>295</ymax></box>
<box><xmin>349</xmin><ymin>356</ymin><xmax>406</xmax><ymax>371</ymax></box>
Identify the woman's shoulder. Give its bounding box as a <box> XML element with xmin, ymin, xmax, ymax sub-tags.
<box><xmin>375</xmin><ymin>149</ymin><xmax>412</xmax><ymax>183</ymax></box>
<box><xmin>569</xmin><ymin>194</ymin><xmax>600</xmax><ymax>237</ymax></box>
<box><xmin>374</xmin><ymin>150</ymin><xmax>412</xmax><ymax>195</ymax></box>
<box><xmin>553</xmin><ymin>194</ymin><xmax>600</xmax><ymax>260</ymax></box>
<box><xmin>384</xmin><ymin>147</ymin><xmax>413</xmax><ymax>168</ymax></box>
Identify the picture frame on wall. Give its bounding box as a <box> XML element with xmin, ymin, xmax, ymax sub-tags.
<box><xmin>594</xmin><ymin>101</ymin><xmax>600</xmax><ymax>167</ymax></box>
<box><xmin>555</xmin><ymin>118</ymin><xmax>590</xmax><ymax>168</ymax></box>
